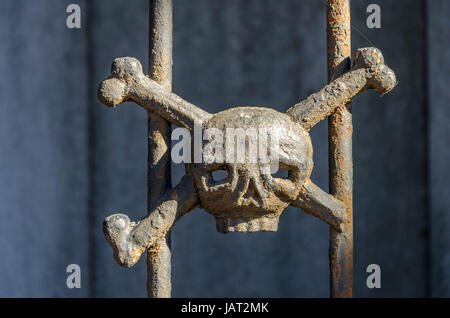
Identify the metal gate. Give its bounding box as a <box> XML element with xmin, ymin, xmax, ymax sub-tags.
<box><xmin>98</xmin><ymin>0</ymin><xmax>396</xmax><ymax>298</ymax></box>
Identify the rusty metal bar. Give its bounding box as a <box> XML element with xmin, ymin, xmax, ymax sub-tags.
<box><xmin>326</xmin><ymin>0</ymin><xmax>353</xmax><ymax>298</ymax></box>
<box><xmin>147</xmin><ymin>0</ymin><xmax>173</xmax><ymax>298</ymax></box>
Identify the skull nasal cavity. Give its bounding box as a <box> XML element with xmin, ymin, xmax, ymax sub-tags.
<box><xmin>243</xmin><ymin>177</ymin><xmax>263</xmax><ymax>200</ymax></box>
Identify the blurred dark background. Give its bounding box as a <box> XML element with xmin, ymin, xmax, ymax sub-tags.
<box><xmin>0</xmin><ymin>0</ymin><xmax>449</xmax><ymax>297</ymax></box>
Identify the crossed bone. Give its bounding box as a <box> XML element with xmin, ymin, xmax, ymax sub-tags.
<box><xmin>99</xmin><ymin>47</ymin><xmax>396</xmax><ymax>268</ymax></box>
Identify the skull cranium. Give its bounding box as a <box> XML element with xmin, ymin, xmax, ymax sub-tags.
<box><xmin>189</xmin><ymin>107</ymin><xmax>313</xmax><ymax>233</ymax></box>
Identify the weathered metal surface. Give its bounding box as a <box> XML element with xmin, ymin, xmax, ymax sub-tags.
<box><xmin>98</xmin><ymin>57</ymin><xmax>211</xmax><ymax>128</ymax></box>
<box><xmin>291</xmin><ymin>180</ymin><xmax>346</xmax><ymax>231</ymax></box>
<box><xmin>287</xmin><ymin>47</ymin><xmax>396</xmax><ymax>131</ymax></box>
<box><xmin>100</xmin><ymin>47</ymin><xmax>394</xmax><ymax>134</ymax></box>
<box><xmin>326</xmin><ymin>0</ymin><xmax>353</xmax><ymax>298</ymax></box>
<box><xmin>0</xmin><ymin>0</ymin><xmax>424</xmax><ymax>299</ymax></box>
<box><xmin>147</xmin><ymin>0</ymin><xmax>173</xmax><ymax>298</ymax></box>
<box><xmin>99</xmin><ymin>47</ymin><xmax>396</xmax><ymax>290</ymax></box>
<box><xmin>104</xmin><ymin>174</ymin><xmax>198</xmax><ymax>268</ymax></box>
<box><xmin>192</xmin><ymin>107</ymin><xmax>313</xmax><ymax>233</ymax></box>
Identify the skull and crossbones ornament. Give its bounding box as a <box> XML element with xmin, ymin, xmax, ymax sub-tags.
<box><xmin>99</xmin><ymin>47</ymin><xmax>396</xmax><ymax>268</ymax></box>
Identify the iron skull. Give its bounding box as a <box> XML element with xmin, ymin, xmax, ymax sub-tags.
<box><xmin>188</xmin><ymin>107</ymin><xmax>313</xmax><ymax>233</ymax></box>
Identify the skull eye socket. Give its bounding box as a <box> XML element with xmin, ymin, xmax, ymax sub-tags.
<box><xmin>270</xmin><ymin>163</ymin><xmax>302</xmax><ymax>183</ymax></box>
<box><xmin>271</xmin><ymin>167</ymin><xmax>290</xmax><ymax>180</ymax></box>
<box><xmin>211</xmin><ymin>168</ymin><xmax>229</xmax><ymax>183</ymax></box>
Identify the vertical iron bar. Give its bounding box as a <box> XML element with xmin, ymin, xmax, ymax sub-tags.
<box><xmin>147</xmin><ymin>0</ymin><xmax>173</xmax><ymax>298</ymax></box>
<box><xmin>326</xmin><ymin>0</ymin><xmax>353</xmax><ymax>298</ymax></box>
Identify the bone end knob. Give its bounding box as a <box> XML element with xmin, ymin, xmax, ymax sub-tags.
<box><xmin>98</xmin><ymin>57</ymin><xmax>145</xmax><ymax>107</ymax></box>
<box><xmin>354</xmin><ymin>47</ymin><xmax>397</xmax><ymax>95</ymax></box>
